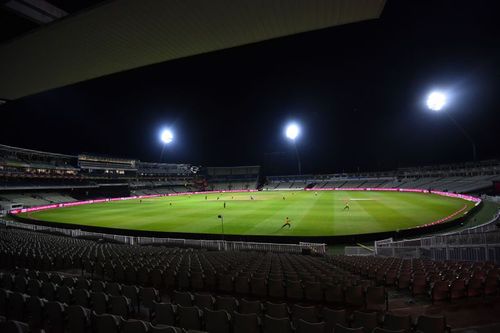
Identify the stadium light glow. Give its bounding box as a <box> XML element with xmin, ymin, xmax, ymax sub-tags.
<box><xmin>426</xmin><ymin>91</ymin><xmax>447</xmax><ymax>111</ymax></box>
<box><xmin>285</xmin><ymin>123</ymin><xmax>300</xmax><ymax>140</ymax></box>
<box><xmin>160</xmin><ymin>129</ymin><xmax>173</xmax><ymax>144</ymax></box>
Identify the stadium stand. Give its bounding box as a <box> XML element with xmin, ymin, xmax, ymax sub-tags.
<box><xmin>1</xmin><ymin>145</ymin><xmax>500</xmax><ymax>331</ymax></box>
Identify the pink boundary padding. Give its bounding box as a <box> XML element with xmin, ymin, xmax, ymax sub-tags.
<box><xmin>10</xmin><ymin>188</ymin><xmax>480</xmax><ymax>228</ymax></box>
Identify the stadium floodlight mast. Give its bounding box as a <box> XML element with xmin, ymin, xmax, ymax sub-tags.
<box><xmin>285</xmin><ymin>123</ymin><xmax>302</xmax><ymax>175</ymax></box>
<box><xmin>159</xmin><ymin>128</ymin><xmax>174</xmax><ymax>161</ymax></box>
<box><xmin>425</xmin><ymin>90</ymin><xmax>477</xmax><ymax>161</ymax></box>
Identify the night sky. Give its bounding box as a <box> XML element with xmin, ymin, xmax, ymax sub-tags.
<box><xmin>1</xmin><ymin>0</ymin><xmax>499</xmax><ymax>175</ymax></box>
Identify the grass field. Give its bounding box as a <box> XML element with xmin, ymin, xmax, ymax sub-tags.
<box><xmin>19</xmin><ymin>190</ymin><xmax>476</xmax><ymax>237</ymax></box>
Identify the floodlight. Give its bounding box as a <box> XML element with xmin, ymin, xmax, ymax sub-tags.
<box><xmin>426</xmin><ymin>91</ymin><xmax>447</xmax><ymax>111</ymax></box>
<box><xmin>285</xmin><ymin>123</ymin><xmax>300</xmax><ymax>140</ymax></box>
<box><xmin>160</xmin><ymin>129</ymin><xmax>173</xmax><ymax>144</ymax></box>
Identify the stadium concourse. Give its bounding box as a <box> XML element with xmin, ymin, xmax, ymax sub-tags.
<box><xmin>0</xmin><ymin>145</ymin><xmax>499</xmax><ymax>332</ymax></box>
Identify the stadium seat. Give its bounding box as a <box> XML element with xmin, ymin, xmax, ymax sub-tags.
<box><xmin>67</xmin><ymin>305</ymin><xmax>91</xmax><ymax>333</ymax></box>
<box><xmin>286</xmin><ymin>281</ymin><xmax>304</xmax><ymax>301</ymax></box>
<box><xmin>265</xmin><ymin>301</ymin><xmax>288</xmax><ymax>318</ymax></box>
<box><xmin>415</xmin><ymin>315</ymin><xmax>450</xmax><ymax>333</ymax></box>
<box><xmin>151</xmin><ymin>302</ymin><xmax>176</xmax><ymax>326</ymax></box>
<box><xmin>263</xmin><ymin>315</ymin><xmax>292</xmax><ymax>333</ymax></box>
<box><xmin>239</xmin><ymin>298</ymin><xmax>262</xmax><ymax>315</ymax></box>
<box><xmin>7</xmin><ymin>292</ymin><xmax>25</xmax><ymax>322</ymax></box>
<box><xmin>193</xmin><ymin>293</ymin><xmax>214</xmax><ymax>310</ymax></box>
<box><xmin>176</xmin><ymin>305</ymin><xmax>203</xmax><ymax>330</ymax></box>
<box><xmin>345</xmin><ymin>286</ymin><xmax>364</xmax><ymax>308</ymax></box>
<box><xmin>215</xmin><ymin>296</ymin><xmax>238</xmax><ymax>313</ymax></box>
<box><xmin>110</xmin><ymin>295</ymin><xmax>131</xmax><ymax>318</ymax></box>
<box><xmin>382</xmin><ymin>313</ymin><xmax>412</xmax><ymax>333</ymax></box>
<box><xmin>334</xmin><ymin>323</ymin><xmax>364</xmax><ymax>333</ymax></box>
<box><xmin>322</xmin><ymin>307</ymin><xmax>347</xmax><ymax>332</ymax></box>
<box><xmin>297</xmin><ymin>319</ymin><xmax>325</xmax><ymax>333</ymax></box>
<box><xmin>304</xmin><ymin>281</ymin><xmax>324</xmax><ymax>302</ymax></box>
<box><xmin>173</xmin><ymin>290</ymin><xmax>193</xmax><ymax>307</ymax></box>
<box><xmin>121</xmin><ymin>319</ymin><xmax>149</xmax><ymax>333</ymax></box>
<box><xmin>203</xmin><ymin>308</ymin><xmax>231</xmax><ymax>333</ymax></box>
<box><xmin>351</xmin><ymin>311</ymin><xmax>379</xmax><ymax>333</ymax></box>
<box><xmin>233</xmin><ymin>312</ymin><xmax>260</xmax><ymax>333</ymax></box>
<box><xmin>365</xmin><ymin>286</ymin><xmax>387</xmax><ymax>312</ymax></box>
<box><xmin>290</xmin><ymin>304</ymin><xmax>318</xmax><ymax>326</ymax></box>
<box><xmin>25</xmin><ymin>296</ymin><xmax>44</xmax><ymax>331</ymax></box>
<box><xmin>45</xmin><ymin>301</ymin><xmax>66</xmax><ymax>333</ymax></box>
<box><xmin>268</xmin><ymin>279</ymin><xmax>285</xmax><ymax>299</ymax></box>
<box><xmin>91</xmin><ymin>292</ymin><xmax>109</xmax><ymax>315</ymax></box>
<box><xmin>91</xmin><ymin>312</ymin><xmax>121</xmax><ymax>333</ymax></box>
<box><xmin>0</xmin><ymin>320</ymin><xmax>30</xmax><ymax>333</ymax></box>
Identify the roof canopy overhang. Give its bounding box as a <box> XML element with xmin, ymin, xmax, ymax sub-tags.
<box><xmin>0</xmin><ymin>0</ymin><xmax>385</xmax><ymax>100</ymax></box>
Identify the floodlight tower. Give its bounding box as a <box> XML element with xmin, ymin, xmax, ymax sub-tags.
<box><xmin>285</xmin><ymin>123</ymin><xmax>302</xmax><ymax>175</ymax></box>
<box><xmin>426</xmin><ymin>91</ymin><xmax>476</xmax><ymax>161</ymax></box>
<box><xmin>159</xmin><ymin>128</ymin><xmax>174</xmax><ymax>161</ymax></box>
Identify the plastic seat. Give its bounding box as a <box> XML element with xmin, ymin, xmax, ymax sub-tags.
<box><xmin>139</xmin><ymin>287</ymin><xmax>159</xmax><ymax>310</ymax></box>
<box><xmin>190</xmin><ymin>272</ymin><xmax>205</xmax><ymax>291</ymax></box>
<box><xmin>173</xmin><ymin>290</ymin><xmax>193</xmax><ymax>307</ymax></box>
<box><xmin>122</xmin><ymin>285</ymin><xmax>140</xmax><ymax>312</ymax></box>
<box><xmin>41</xmin><ymin>282</ymin><xmax>57</xmax><ymax>301</ymax></box>
<box><xmin>430</xmin><ymin>281</ymin><xmax>449</xmax><ymax>303</ymax></box>
<box><xmin>204</xmin><ymin>308</ymin><xmax>231</xmax><ymax>333</ymax></box>
<box><xmin>286</xmin><ymin>281</ymin><xmax>304</xmax><ymax>301</ymax></box>
<box><xmin>297</xmin><ymin>319</ymin><xmax>325</xmax><ymax>333</ymax></box>
<box><xmin>449</xmin><ymin>279</ymin><xmax>466</xmax><ymax>300</ymax></box>
<box><xmin>121</xmin><ymin>319</ymin><xmax>149</xmax><ymax>333</ymax></box>
<box><xmin>345</xmin><ymin>286</ymin><xmax>364</xmax><ymax>308</ymax></box>
<box><xmin>304</xmin><ymin>282</ymin><xmax>323</xmax><ymax>302</ymax></box>
<box><xmin>215</xmin><ymin>295</ymin><xmax>238</xmax><ymax>313</ymax></box>
<box><xmin>365</xmin><ymin>287</ymin><xmax>387</xmax><ymax>312</ymax></box>
<box><xmin>415</xmin><ymin>315</ymin><xmax>449</xmax><ymax>333</ymax></box>
<box><xmin>25</xmin><ymin>296</ymin><xmax>44</xmax><ymax>331</ymax></box>
<box><xmin>383</xmin><ymin>313</ymin><xmax>411</xmax><ymax>333</ymax></box>
<box><xmin>263</xmin><ymin>314</ymin><xmax>292</xmax><ymax>333</ymax></box>
<box><xmin>291</xmin><ymin>304</ymin><xmax>318</xmax><ymax>326</ymax></box>
<box><xmin>0</xmin><ymin>320</ymin><xmax>30</xmax><ymax>333</ymax></box>
<box><xmin>352</xmin><ymin>311</ymin><xmax>378</xmax><ymax>333</ymax></box>
<box><xmin>239</xmin><ymin>298</ymin><xmax>262</xmax><ymax>315</ymax></box>
<box><xmin>233</xmin><ymin>312</ymin><xmax>260</xmax><ymax>333</ymax></box>
<box><xmin>45</xmin><ymin>301</ymin><xmax>66</xmax><ymax>333</ymax></box>
<box><xmin>73</xmin><ymin>288</ymin><xmax>91</xmax><ymax>308</ymax></box>
<box><xmin>57</xmin><ymin>285</ymin><xmax>73</xmax><ymax>305</ymax></box>
<box><xmin>27</xmin><ymin>279</ymin><xmax>42</xmax><ymax>297</ymax></box>
<box><xmin>334</xmin><ymin>323</ymin><xmax>364</xmax><ymax>333</ymax></box>
<box><xmin>234</xmin><ymin>276</ymin><xmax>250</xmax><ymax>295</ymax></box>
<box><xmin>151</xmin><ymin>302</ymin><xmax>176</xmax><ymax>326</ymax></box>
<box><xmin>265</xmin><ymin>301</ymin><xmax>288</xmax><ymax>319</ymax></box>
<box><xmin>466</xmin><ymin>277</ymin><xmax>483</xmax><ymax>297</ymax></box>
<box><xmin>8</xmin><ymin>292</ymin><xmax>26</xmax><ymax>321</ymax></box>
<box><xmin>268</xmin><ymin>279</ymin><xmax>285</xmax><ymax>299</ymax></box>
<box><xmin>109</xmin><ymin>295</ymin><xmax>131</xmax><ymax>318</ymax></box>
<box><xmin>176</xmin><ymin>305</ymin><xmax>202</xmax><ymax>330</ymax></box>
<box><xmin>105</xmin><ymin>282</ymin><xmax>122</xmax><ymax>297</ymax></box>
<box><xmin>91</xmin><ymin>292</ymin><xmax>109</xmax><ymax>315</ymax></box>
<box><xmin>193</xmin><ymin>293</ymin><xmax>214</xmax><ymax>310</ymax></box>
<box><xmin>322</xmin><ymin>307</ymin><xmax>347</xmax><ymax>333</ymax></box>
<box><xmin>67</xmin><ymin>305</ymin><xmax>91</xmax><ymax>333</ymax></box>
<box><xmin>325</xmin><ymin>284</ymin><xmax>344</xmax><ymax>305</ymax></box>
<box><xmin>91</xmin><ymin>312</ymin><xmax>121</xmax><ymax>333</ymax></box>
<box><xmin>218</xmin><ymin>274</ymin><xmax>234</xmax><ymax>293</ymax></box>
<box><xmin>250</xmin><ymin>277</ymin><xmax>267</xmax><ymax>298</ymax></box>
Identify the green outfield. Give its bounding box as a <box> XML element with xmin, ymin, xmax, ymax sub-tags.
<box><xmin>18</xmin><ymin>190</ymin><xmax>477</xmax><ymax>237</ymax></box>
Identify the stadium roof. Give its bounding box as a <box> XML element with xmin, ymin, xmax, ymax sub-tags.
<box><xmin>0</xmin><ymin>0</ymin><xmax>385</xmax><ymax>100</ymax></box>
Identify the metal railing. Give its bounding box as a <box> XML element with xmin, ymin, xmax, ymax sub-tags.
<box><xmin>0</xmin><ymin>218</ymin><xmax>326</xmax><ymax>255</ymax></box>
<box><xmin>374</xmin><ymin>205</ymin><xmax>500</xmax><ymax>262</ymax></box>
